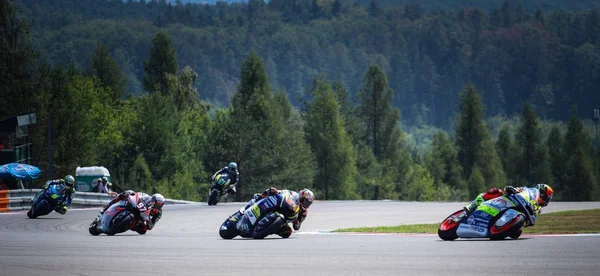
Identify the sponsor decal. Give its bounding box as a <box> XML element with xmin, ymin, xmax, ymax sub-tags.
<box><xmin>470</xmin><ymin>225</ymin><xmax>486</xmax><ymax>233</ymax></box>
<box><xmin>467</xmin><ymin>215</ymin><xmax>475</xmax><ymax>225</ymax></box>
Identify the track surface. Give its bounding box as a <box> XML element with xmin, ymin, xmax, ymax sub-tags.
<box><xmin>1</xmin><ymin>201</ymin><xmax>600</xmax><ymax>276</ymax></box>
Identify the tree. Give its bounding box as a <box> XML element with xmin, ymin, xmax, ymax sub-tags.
<box><xmin>303</xmin><ymin>77</ymin><xmax>357</xmax><ymax>199</ymax></box>
<box><xmin>225</xmin><ymin>51</ymin><xmax>290</xmax><ymax>199</ymax></box>
<box><xmin>516</xmin><ymin>103</ymin><xmax>551</xmax><ymax>185</ymax></box>
<box><xmin>563</xmin><ymin>109</ymin><xmax>598</xmax><ymax>200</ymax></box>
<box><xmin>143</xmin><ymin>31</ymin><xmax>178</xmax><ymax>95</ymax></box>
<box><xmin>0</xmin><ymin>0</ymin><xmax>37</xmax><ymax>118</ymax></box>
<box><xmin>358</xmin><ymin>64</ymin><xmax>400</xmax><ymax>161</ymax></box>
<box><xmin>546</xmin><ymin>124</ymin><xmax>565</xmax><ymax>198</ymax></box>
<box><xmin>455</xmin><ymin>85</ymin><xmax>505</xmax><ymax>197</ymax></box>
<box><xmin>358</xmin><ymin>64</ymin><xmax>411</xmax><ymax>199</ymax></box>
<box><xmin>424</xmin><ymin>130</ymin><xmax>465</xmax><ymax>200</ymax></box>
<box><xmin>369</xmin><ymin>0</ymin><xmax>381</xmax><ymax>17</ymax></box>
<box><xmin>496</xmin><ymin>124</ymin><xmax>516</xmax><ymax>185</ymax></box>
<box><xmin>331</xmin><ymin>0</ymin><xmax>342</xmax><ymax>16</ymax></box>
<box><xmin>91</xmin><ymin>43</ymin><xmax>127</xmax><ymax>101</ymax></box>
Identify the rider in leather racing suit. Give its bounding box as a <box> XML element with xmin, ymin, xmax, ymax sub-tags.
<box><xmin>43</xmin><ymin>175</ymin><xmax>76</xmax><ymax>215</ymax></box>
<box><xmin>100</xmin><ymin>190</ymin><xmax>165</xmax><ymax>234</ymax></box>
<box><xmin>243</xmin><ymin>187</ymin><xmax>315</xmax><ymax>237</ymax></box>
<box><xmin>463</xmin><ymin>184</ymin><xmax>554</xmax><ymax>226</ymax></box>
<box><xmin>211</xmin><ymin>162</ymin><xmax>239</xmax><ymax>195</ymax></box>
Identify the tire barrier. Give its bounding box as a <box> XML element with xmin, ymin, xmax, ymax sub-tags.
<box><xmin>0</xmin><ymin>189</ymin><xmax>197</xmax><ymax>212</ymax></box>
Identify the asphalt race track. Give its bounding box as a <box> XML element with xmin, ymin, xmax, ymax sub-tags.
<box><xmin>2</xmin><ymin>201</ymin><xmax>600</xmax><ymax>276</ymax></box>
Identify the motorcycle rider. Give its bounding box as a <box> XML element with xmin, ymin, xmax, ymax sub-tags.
<box><xmin>42</xmin><ymin>175</ymin><xmax>76</xmax><ymax>215</ymax></box>
<box><xmin>100</xmin><ymin>190</ymin><xmax>165</xmax><ymax>233</ymax></box>
<box><xmin>242</xmin><ymin>187</ymin><xmax>315</xmax><ymax>237</ymax></box>
<box><xmin>463</xmin><ymin>184</ymin><xmax>554</xmax><ymax>226</ymax></box>
<box><xmin>211</xmin><ymin>162</ymin><xmax>239</xmax><ymax>195</ymax></box>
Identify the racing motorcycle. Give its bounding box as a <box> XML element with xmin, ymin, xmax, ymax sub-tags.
<box><xmin>88</xmin><ymin>197</ymin><xmax>152</xmax><ymax>236</ymax></box>
<box><xmin>219</xmin><ymin>190</ymin><xmax>298</xmax><ymax>239</ymax></box>
<box><xmin>208</xmin><ymin>173</ymin><xmax>235</xmax><ymax>206</ymax></box>
<box><xmin>27</xmin><ymin>185</ymin><xmax>68</xmax><ymax>219</ymax></box>
<box><xmin>438</xmin><ymin>190</ymin><xmax>540</xmax><ymax>240</ymax></box>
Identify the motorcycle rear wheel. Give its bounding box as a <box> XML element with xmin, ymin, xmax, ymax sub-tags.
<box><xmin>253</xmin><ymin>216</ymin><xmax>285</xmax><ymax>239</ymax></box>
<box><xmin>438</xmin><ymin>210</ymin><xmax>464</xmax><ymax>241</ymax></box>
<box><xmin>490</xmin><ymin>215</ymin><xmax>525</xmax><ymax>240</ymax></box>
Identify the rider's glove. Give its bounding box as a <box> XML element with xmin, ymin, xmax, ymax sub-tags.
<box><xmin>504</xmin><ymin>186</ymin><xmax>519</xmax><ymax>195</ymax></box>
<box><xmin>261</xmin><ymin>187</ymin><xmax>279</xmax><ymax>197</ymax></box>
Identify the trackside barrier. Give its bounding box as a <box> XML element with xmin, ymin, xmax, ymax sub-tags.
<box><xmin>0</xmin><ymin>189</ymin><xmax>198</xmax><ymax>212</ymax></box>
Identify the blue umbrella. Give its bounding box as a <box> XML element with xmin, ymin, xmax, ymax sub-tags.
<box><xmin>0</xmin><ymin>163</ymin><xmax>42</xmax><ymax>181</ymax></box>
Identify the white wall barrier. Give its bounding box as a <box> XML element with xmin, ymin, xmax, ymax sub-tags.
<box><xmin>0</xmin><ymin>189</ymin><xmax>197</xmax><ymax>212</ymax></box>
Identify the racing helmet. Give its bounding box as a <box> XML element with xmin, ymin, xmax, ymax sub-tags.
<box><xmin>64</xmin><ymin>175</ymin><xmax>75</xmax><ymax>190</ymax></box>
<box><xmin>298</xmin><ymin>188</ymin><xmax>315</xmax><ymax>209</ymax></box>
<box><xmin>229</xmin><ymin>162</ymin><xmax>238</xmax><ymax>172</ymax></box>
<box><xmin>536</xmin><ymin>184</ymin><xmax>554</xmax><ymax>207</ymax></box>
<box><xmin>123</xmin><ymin>190</ymin><xmax>135</xmax><ymax>196</ymax></box>
<box><xmin>150</xmin><ymin>193</ymin><xmax>165</xmax><ymax>210</ymax></box>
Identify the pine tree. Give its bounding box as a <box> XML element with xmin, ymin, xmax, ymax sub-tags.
<box><xmin>331</xmin><ymin>0</ymin><xmax>342</xmax><ymax>16</ymax></box>
<box><xmin>358</xmin><ymin>64</ymin><xmax>400</xmax><ymax>161</ymax></box>
<box><xmin>547</xmin><ymin>124</ymin><xmax>565</xmax><ymax>196</ymax></box>
<box><xmin>425</xmin><ymin>131</ymin><xmax>465</xmax><ymax>198</ymax></box>
<box><xmin>516</xmin><ymin>103</ymin><xmax>551</xmax><ymax>185</ymax></box>
<box><xmin>91</xmin><ymin>43</ymin><xmax>127</xmax><ymax>101</ymax></box>
<box><xmin>358</xmin><ymin>64</ymin><xmax>411</xmax><ymax>199</ymax></box>
<box><xmin>0</xmin><ymin>0</ymin><xmax>37</xmax><ymax>118</ymax></box>
<box><xmin>496</xmin><ymin>124</ymin><xmax>516</xmax><ymax>185</ymax></box>
<box><xmin>303</xmin><ymin>77</ymin><xmax>357</xmax><ymax>199</ymax></box>
<box><xmin>564</xmin><ymin>110</ymin><xmax>598</xmax><ymax>200</ymax></box>
<box><xmin>143</xmin><ymin>31</ymin><xmax>178</xmax><ymax>95</ymax></box>
<box><xmin>455</xmin><ymin>85</ymin><xmax>505</xmax><ymax>197</ymax></box>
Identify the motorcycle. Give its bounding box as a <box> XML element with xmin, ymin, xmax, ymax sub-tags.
<box><xmin>27</xmin><ymin>185</ymin><xmax>69</xmax><ymax>219</ymax></box>
<box><xmin>438</xmin><ymin>191</ymin><xmax>539</xmax><ymax>240</ymax></box>
<box><xmin>208</xmin><ymin>173</ymin><xmax>235</xmax><ymax>206</ymax></box>
<box><xmin>219</xmin><ymin>190</ymin><xmax>298</xmax><ymax>239</ymax></box>
<box><xmin>88</xmin><ymin>197</ymin><xmax>152</xmax><ymax>236</ymax></box>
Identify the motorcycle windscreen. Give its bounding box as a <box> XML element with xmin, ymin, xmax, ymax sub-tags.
<box><xmin>493</xmin><ymin>209</ymin><xmax>521</xmax><ymax>229</ymax></box>
<box><xmin>97</xmin><ymin>200</ymin><xmax>128</xmax><ymax>233</ymax></box>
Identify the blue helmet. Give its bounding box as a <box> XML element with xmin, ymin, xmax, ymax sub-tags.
<box><xmin>228</xmin><ymin>162</ymin><xmax>238</xmax><ymax>171</ymax></box>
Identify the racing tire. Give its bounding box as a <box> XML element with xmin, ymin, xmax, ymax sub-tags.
<box><xmin>438</xmin><ymin>210</ymin><xmax>465</xmax><ymax>241</ymax></box>
<box><xmin>27</xmin><ymin>209</ymin><xmax>37</xmax><ymax>219</ymax></box>
<box><xmin>219</xmin><ymin>219</ymin><xmax>239</xmax><ymax>239</ymax></box>
<box><xmin>89</xmin><ymin>220</ymin><xmax>100</xmax><ymax>236</ymax></box>
<box><xmin>253</xmin><ymin>216</ymin><xmax>285</xmax><ymax>239</ymax></box>
<box><xmin>490</xmin><ymin>215</ymin><xmax>525</xmax><ymax>240</ymax></box>
<box><xmin>510</xmin><ymin>228</ymin><xmax>523</xmax><ymax>239</ymax></box>
<box><xmin>208</xmin><ymin>189</ymin><xmax>219</xmax><ymax>206</ymax></box>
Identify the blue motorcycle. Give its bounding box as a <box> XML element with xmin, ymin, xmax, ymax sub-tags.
<box><xmin>219</xmin><ymin>190</ymin><xmax>298</xmax><ymax>239</ymax></box>
<box><xmin>26</xmin><ymin>184</ymin><xmax>69</xmax><ymax>219</ymax></box>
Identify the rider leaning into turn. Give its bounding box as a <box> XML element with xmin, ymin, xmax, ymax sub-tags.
<box><xmin>463</xmin><ymin>183</ymin><xmax>554</xmax><ymax>226</ymax></box>
<box><xmin>211</xmin><ymin>162</ymin><xmax>239</xmax><ymax>195</ymax></box>
<box><xmin>43</xmin><ymin>175</ymin><xmax>76</xmax><ymax>215</ymax></box>
<box><xmin>243</xmin><ymin>187</ymin><xmax>315</xmax><ymax>236</ymax></box>
<box><xmin>100</xmin><ymin>190</ymin><xmax>165</xmax><ymax>233</ymax></box>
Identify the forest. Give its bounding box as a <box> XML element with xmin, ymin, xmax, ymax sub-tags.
<box><xmin>1</xmin><ymin>0</ymin><xmax>599</xmax><ymax>202</ymax></box>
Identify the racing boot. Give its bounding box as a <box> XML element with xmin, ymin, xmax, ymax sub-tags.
<box><xmin>463</xmin><ymin>201</ymin><xmax>477</xmax><ymax>215</ymax></box>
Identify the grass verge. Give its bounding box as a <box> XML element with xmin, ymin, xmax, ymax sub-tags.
<box><xmin>332</xmin><ymin>209</ymin><xmax>600</xmax><ymax>234</ymax></box>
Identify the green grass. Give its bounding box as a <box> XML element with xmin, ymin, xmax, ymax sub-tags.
<box><xmin>332</xmin><ymin>209</ymin><xmax>600</xmax><ymax>234</ymax></box>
